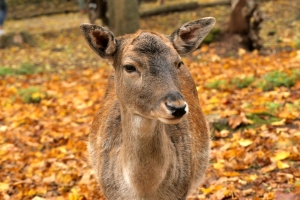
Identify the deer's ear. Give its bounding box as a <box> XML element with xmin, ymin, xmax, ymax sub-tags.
<box><xmin>80</xmin><ymin>24</ymin><xmax>117</xmax><ymax>59</ymax></box>
<box><xmin>170</xmin><ymin>17</ymin><xmax>216</xmax><ymax>55</ymax></box>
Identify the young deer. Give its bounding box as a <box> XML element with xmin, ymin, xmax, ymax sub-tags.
<box><xmin>80</xmin><ymin>17</ymin><xmax>215</xmax><ymax>200</ymax></box>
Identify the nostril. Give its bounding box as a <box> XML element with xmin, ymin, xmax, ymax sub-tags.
<box><xmin>166</xmin><ymin>103</ymin><xmax>187</xmax><ymax>118</ymax></box>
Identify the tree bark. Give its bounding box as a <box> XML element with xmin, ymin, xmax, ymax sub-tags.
<box><xmin>108</xmin><ymin>0</ymin><xmax>140</xmax><ymax>36</ymax></box>
<box><xmin>225</xmin><ymin>0</ymin><xmax>263</xmax><ymax>50</ymax></box>
<box><xmin>228</xmin><ymin>0</ymin><xmax>248</xmax><ymax>34</ymax></box>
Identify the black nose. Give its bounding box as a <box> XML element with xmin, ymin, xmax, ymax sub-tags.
<box><xmin>166</xmin><ymin>103</ymin><xmax>186</xmax><ymax>118</ymax></box>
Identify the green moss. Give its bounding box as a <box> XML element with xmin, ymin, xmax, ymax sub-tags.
<box><xmin>0</xmin><ymin>67</ymin><xmax>16</xmax><ymax>76</ymax></box>
<box><xmin>231</xmin><ymin>77</ymin><xmax>254</xmax><ymax>89</ymax></box>
<box><xmin>292</xmin><ymin>69</ymin><xmax>300</xmax><ymax>80</ymax></box>
<box><xmin>296</xmin><ymin>100</ymin><xmax>300</xmax><ymax>111</ymax></box>
<box><xmin>16</xmin><ymin>63</ymin><xmax>37</xmax><ymax>75</ymax></box>
<box><xmin>246</xmin><ymin>113</ymin><xmax>280</xmax><ymax>126</ymax></box>
<box><xmin>206</xmin><ymin>76</ymin><xmax>255</xmax><ymax>91</ymax></box>
<box><xmin>203</xmin><ymin>33</ymin><xmax>214</xmax><ymax>44</ymax></box>
<box><xmin>205</xmin><ymin>70</ymin><xmax>297</xmax><ymax>92</ymax></box>
<box><xmin>212</xmin><ymin>121</ymin><xmax>230</xmax><ymax>132</ymax></box>
<box><xmin>211</xmin><ymin>27</ymin><xmax>221</xmax><ymax>35</ymax></box>
<box><xmin>264</xmin><ymin>102</ymin><xmax>281</xmax><ymax>114</ymax></box>
<box><xmin>296</xmin><ymin>40</ymin><xmax>300</xmax><ymax>49</ymax></box>
<box><xmin>18</xmin><ymin>87</ymin><xmax>47</xmax><ymax>103</ymax></box>
<box><xmin>205</xmin><ymin>79</ymin><xmax>228</xmax><ymax>90</ymax></box>
<box><xmin>0</xmin><ymin>63</ymin><xmax>41</xmax><ymax>76</ymax></box>
<box><xmin>203</xmin><ymin>27</ymin><xmax>221</xmax><ymax>44</ymax></box>
<box><xmin>258</xmin><ymin>70</ymin><xmax>295</xmax><ymax>91</ymax></box>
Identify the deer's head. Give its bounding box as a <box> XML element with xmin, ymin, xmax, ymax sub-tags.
<box><xmin>80</xmin><ymin>18</ymin><xmax>215</xmax><ymax>124</ymax></box>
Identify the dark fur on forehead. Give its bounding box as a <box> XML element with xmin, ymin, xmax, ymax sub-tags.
<box><xmin>132</xmin><ymin>32</ymin><xmax>170</xmax><ymax>55</ymax></box>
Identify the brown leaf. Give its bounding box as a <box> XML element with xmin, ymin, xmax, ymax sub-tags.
<box><xmin>275</xmin><ymin>191</ymin><xmax>300</xmax><ymax>200</ymax></box>
<box><xmin>229</xmin><ymin>112</ymin><xmax>252</xmax><ymax>129</ymax></box>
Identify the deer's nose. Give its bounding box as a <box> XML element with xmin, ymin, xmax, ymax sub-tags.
<box><xmin>164</xmin><ymin>92</ymin><xmax>188</xmax><ymax>118</ymax></box>
<box><xmin>165</xmin><ymin>103</ymin><xmax>187</xmax><ymax>118</ymax></box>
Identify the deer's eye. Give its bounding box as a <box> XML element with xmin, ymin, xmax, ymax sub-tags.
<box><xmin>124</xmin><ymin>65</ymin><xmax>136</xmax><ymax>73</ymax></box>
<box><xmin>177</xmin><ymin>61</ymin><xmax>184</xmax><ymax>69</ymax></box>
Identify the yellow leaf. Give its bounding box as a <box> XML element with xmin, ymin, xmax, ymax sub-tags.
<box><xmin>213</xmin><ymin>161</ymin><xmax>224</xmax><ymax>170</ymax></box>
<box><xmin>0</xmin><ymin>182</ymin><xmax>9</xmax><ymax>192</ymax></box>
<box><xmin>278</xmin><ymin>110</ymin><xmax>298</xmax><ymax>119</ymax></box>
<box><xmin>238</xmin><ymin>139</ymin><xmax>253</xmax><ymax>147</ymax></box>
<box><xmin>201</xmin><ymin>185</ymin><xmax>223</xmax><ymax>195</ymax></box>
<box><xmin>245</xmin><ymin>174</ymin><xmax>258</xmax><ymax>181</ymax></box>
<box><xmin>26</xmin><ymin>188</ymin><xmax>37</xmax><ymax>196</ymax></box>
<box><xmin>201</xmin><ymin>186</ymin><xmax>213</xmax><ymax>195</ymax></box>
<box><xmin>277</xmin><ymin>161</ymin><xmax>290</xmax><ymax>169</ymax></box>
<box><xmin>271</xmin><ymin>119</ymin><xmax>286</xmax><ymax>126</ymax></box>
<box><xmin>222</xmin><ymin>171</ymin><xmax>240</xmax><ymax>177</ymax></box>
<box><xmin>8</xmin><ymin>86</ymin><xmax>18</xmax><ymax>94</ymax></box>
<box><xmin>31</xmin><ymin>92</ymin><xmax>42</xmax><ymax>99</ymax></box>
<box><xmin>208</xmin><ymin>96</ymin><xmax>220</xmax><ymax>104</ymax></box>
<box><xmin>272</xmin><ymin>151</ymin><xmax>290</xmax><ymax>162</ymax></box>
<box><xmin>223</xmin><ymin>63</ymin><xmax>230</xmax><ymax>69</ymax></box>
<box><xmin>58</xmin><ymin>146</ymin><xmax>67</xmax><ymax>154</ymax></box>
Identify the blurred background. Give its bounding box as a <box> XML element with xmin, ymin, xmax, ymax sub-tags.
<box><xmin>0</xmin><ymin>0</ymin><xmax>300</xmax><ymax>199</ymax></box>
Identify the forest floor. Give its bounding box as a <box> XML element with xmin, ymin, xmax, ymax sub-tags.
<box><xmin>1</xmin><ymin>0</ymin><xmax>300</xmax><ymax>199</ymax></box>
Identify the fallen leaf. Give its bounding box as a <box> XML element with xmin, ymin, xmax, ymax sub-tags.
<box><xmin>272</xmin><ymin>151</ymin><xmax>290</xmax><ymax>162</ymax></box>
<box><xmin>271</xmin><ymin>119</ymin><xmax>286</xmax><ymax>126</ymax></box>
<box><xmin>238</xmin><ymin>139</ymin><xmax>253</xmax><ymax>147</ymax></box>
<box><xmin>275</xmin><ymin>191</ymin><xmax>300</xmax><ymax>200</ymax></box>
<box><xmin>0</xmin><ymin>182</ymin><xmax>9</xmax><ymax>192</ymax></box>
<box><xmin>229</xmin><ymin>112</ymin><xmax>252</xmax><ymax>129</ymax></box>
<box><xmin>277</xmin><ymin>161</ymin><xmax>290</xmax><ymax>169</ymax></box>
<box><xmin>261</xmin><ymin>163</ymin><xmax>277</xmax><ymax>173</ymax></box>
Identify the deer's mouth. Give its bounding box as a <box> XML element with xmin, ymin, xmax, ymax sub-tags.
<box><xmin>158</xmin><ymin>116</ymin><xmax>185</xmax><ymax>125</ymax></box>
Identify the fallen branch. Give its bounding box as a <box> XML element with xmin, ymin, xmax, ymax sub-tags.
<box><xmin>8</xmin><ymin>1</ymin><xmax>232</xmax><ymax>20</ymax></box>
<box><xmin>140</xmin><ymin>1</ymin><xmax>231</xmax><ymax>18</ymax></box>
<box><xmin>7</xmin><ymin>0</ymin><xmax>273</xmax><ymax>21</ymax></box>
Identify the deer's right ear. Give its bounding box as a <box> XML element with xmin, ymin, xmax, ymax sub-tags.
<box><xmin>80</xmin><ymin>24</ymin><xmax>117</xmax><ymax>59</ymax></box>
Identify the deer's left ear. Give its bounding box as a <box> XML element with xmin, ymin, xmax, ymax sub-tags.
<box><xmin>170</xmin><ymin>17</ymin><xmax>216</xmax><ymax>55</ymax></box>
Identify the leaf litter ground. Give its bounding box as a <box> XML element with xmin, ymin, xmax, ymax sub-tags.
<box><xmin>1</xmin><ymin>1</ymin><xmax>300</xmax><ymax>199</ymax></box>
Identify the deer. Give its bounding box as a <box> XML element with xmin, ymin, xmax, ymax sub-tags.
<box><xmin>80</xmin><ymin>17</ymin><xmax>215</xmax><ymax>200</ymax></box>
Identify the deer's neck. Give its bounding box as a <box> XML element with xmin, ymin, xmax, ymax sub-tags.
<box><xmin>120</xmin><ymin>111</ymin><xmax>171</xmax><ymax>193</ymax></box>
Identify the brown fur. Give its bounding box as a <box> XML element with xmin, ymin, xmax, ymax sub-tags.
<box><xmin>81</xmin><ymin>17</ymin><xmax>215</xmax><ymax>200</ymax></box>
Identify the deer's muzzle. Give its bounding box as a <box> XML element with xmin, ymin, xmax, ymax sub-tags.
<box><xmin>153</xmin><ymin>91</ymin><xmax>188</xmax><ymax>124</ymax></box>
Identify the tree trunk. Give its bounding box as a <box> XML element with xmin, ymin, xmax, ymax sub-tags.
<box><xmin>108</xmin><ymin>0</ymin><xmax>140</xmax><ymax>36</ymax></box>
<box><xmin>226</xmin><ymin>0</ymin><xmax>263</xmax><ymax>50</ymax></box>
